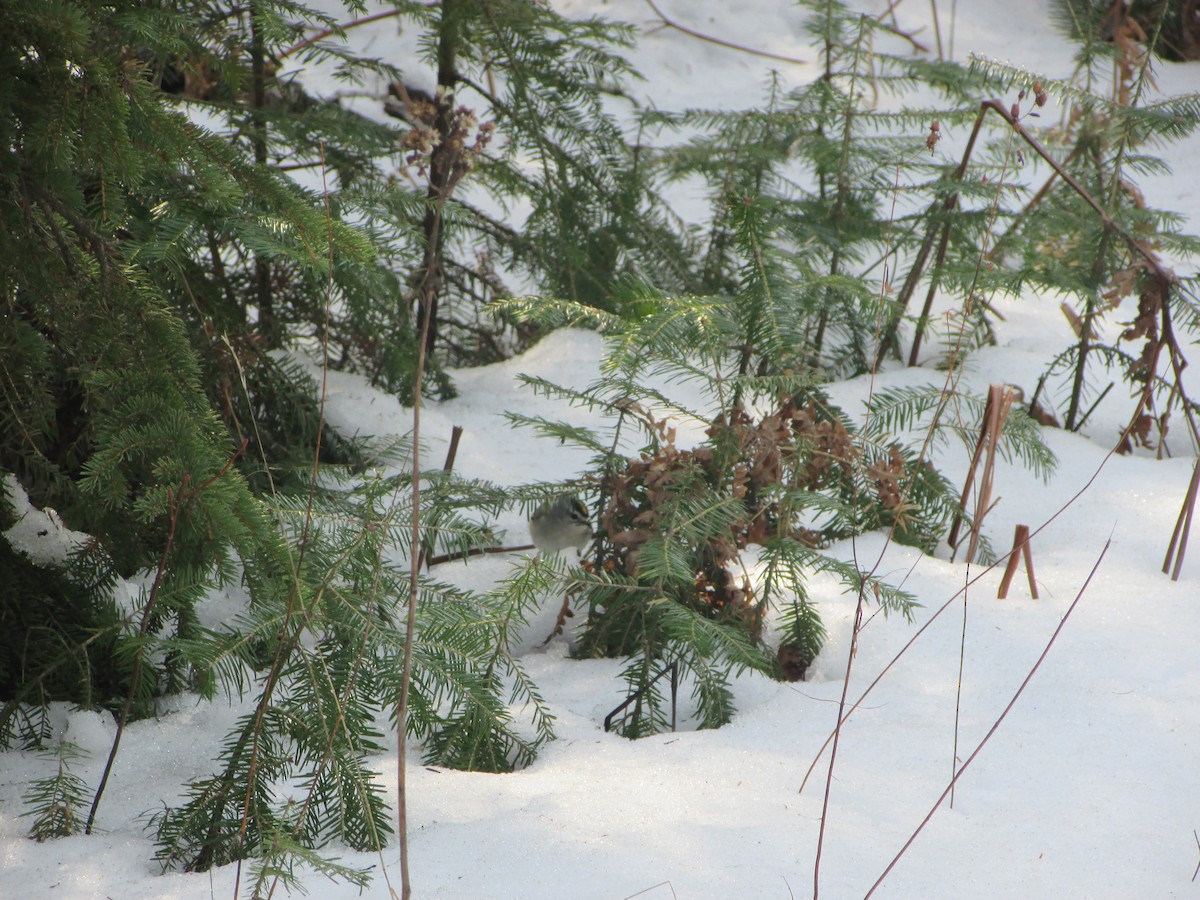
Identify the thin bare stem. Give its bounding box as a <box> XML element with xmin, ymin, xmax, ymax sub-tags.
<box><xmin>397</xmin><ymin>224</ymin><xmax>433</xmax><ymax>900</ymax></box>
<box><xmin>908</xmin><ymin>120</ymin><xmax>1016</xmax><ymax>367</ymax></box>
<box><xmin>870</xmin><ymin>0</ymin><xmax>931</xmax><ymax>52</ymax></box>
<box><xmin>810</xmin><ymin>106</ymin><xmax>1021</xmax><ymax>896</ymax></box>
<box><xmin>642</xmin><ymin>0</ymin><xmax>807</xmax><ymax>65</ymax></box>
<box><xmin>876</xmin><ymin>101</ymin><xmax>991</xmax><ymax>366</ymax></box>
<box><xmin>948</xmin><ymin>0</ymin><xmax>957</xmax><ymax>60</ymax></box>
<box><xmin>230</xmin><ymin>137</ymin><xmax>338</xmax><ymax>893</ymax></box>
<box><xmin>86</xmin><ymin>442</ymin><xmax>246</xmax><ymax>835</ymax></box>
<box><xmin>1163</xmin><ymin>457</ymin><xmax>1200</xmax><ymax>580</ymax></box>
<box><xmin>416</xmin><ymin>426</ymin><xmax>465</xmax><ymax>570</ymax></box>
<box><xmin>86</xmin><ymin>487</ymin><xmax>184</xmax><ymax>836</ymax></box>
<box><xmin>426</xmin><ymin>543</ymin><xmax>534</xmax><ymax>566</ymax></box>
<box><xmin>280</xmin><ymin>10</ymin><xmax>403</xmax><ymax>60</ymax></box>
<box><xmin>950</xmin><ymin>564</ymin><xmax>968</xmax><ymax>808</ymax></box>
<box><xmin>929</xmin><ymin>0</ymin><xmax>943</xmax><ymax>59</ymax></box>
<box><xmin>257</xmin><ymin>143</ymin><xmax>399</xmax><ymax>899</ymax></box>
<box><xmin>812</xmin><ymin>133</ymin><xmax>954</xmax><ymax>900</ymax></box>
<box><xmin>864</xmin><ymin>537</ymin><xmax>1111</xmax><ymax>896</ymax></box>
<box><xmin>812</xmin><ymin>580</ymin><xmax>866</xmax><ymax>900</ymax></box>
<box><xmin>799</xmin><ymin>405</ymin><xmax>1146</xmax><ymax>796</ymax></box>
<box><xmin>397</xmin><ymin>78</ymin><xmax>466</xmax><ymax>900</ymax></box>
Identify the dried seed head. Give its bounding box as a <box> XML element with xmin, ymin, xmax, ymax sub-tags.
<box><xmin>410</xmin><ymin>99</ymin><xmax>437</xmax><ymax>125</ymax></box>
<box><xmin>401</xmin><ymin>127</ymin><xmax>440</xmax><ymax>157</ymax></box>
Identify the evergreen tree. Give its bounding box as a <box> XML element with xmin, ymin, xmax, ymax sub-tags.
<box><xmin>972</xmin><ymin>0</ymin><xmax>1200</xmax><ymax>440</ymax></box>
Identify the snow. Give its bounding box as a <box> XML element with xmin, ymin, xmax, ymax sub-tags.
<box><xmin>4</xmin><ymin>1</ymin><xmax>1200</xmax><ymax>898</ymax></box>
<box><xmin>3</xmin><ymin>474</ymin><xmax>90</xmax><ymax>568</ymax></box>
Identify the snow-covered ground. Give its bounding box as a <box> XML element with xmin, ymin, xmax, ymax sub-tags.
<box><xmin>4</xmin><ymin>1</ymin><xmax>1200</xmax><ymax>897</ymax></box>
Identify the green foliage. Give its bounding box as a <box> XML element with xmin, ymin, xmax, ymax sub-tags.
<box><xmin>967</xmin><ymin>18</ymin><xmax>1200</xmax><ymax>439</ymax></box>
<box><xmin>151</xmin><ymin>466</ymin><xmax>554</xmax><ymax>872</ymax></box>
<box><xmin>865</xmin><ymin>385</ymin><xmax>1057</xmax><ymax>480</ymax></box>
<box><xmin>646</xmin><ymin>0</ymin><xmax>991</xmax><ymax>376</ymax></box>
<box><xmin>0</xmin><ymin>527</ymin><xmax>126</xmax><ymax>714</ymax></box>
<box><xmin>2</xmin><ymin>0</ymin><xmax>1193</xmax><ymax>889</ymax></box>
<box><xmin>21</xmin><ymin>741</ymin><xmax>91</xmax><ymax>842</ymax></box>
<box><xmin>405</xmin><ymin>554</ymin><xmax>558</xmax><ymax>770</ymax></box>
<box><xmin>1</xmin><ymin>0</ymin><xmax>557</xmax><ymax>880</ymax></box>
<box><xmin>504</xmin><ymin>198</ymin><xmax>965</xmax><ymax>736</ymax></box>
<box><xmin>376</xmin><ymin>0</ymin><xmax>698</xmax><ymax>364</ymax></box>
<box><xmin>0</xmin><ymin>0</ymin><xmax>397</xmax><ymax>725</ymax></box>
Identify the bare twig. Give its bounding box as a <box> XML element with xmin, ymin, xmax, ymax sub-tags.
<box><xmin>869</xmin><ymin>0</ymin><xmax>931</xmax><ymax>52</ymax></box>
<box><xmin>813</xmin><ymin>129</ymin><xmax>966</xmax><ymax>899</ymax></box>
<box><xmin>258</xmin><ymin>144</ymin><xmax>400</xmax><ymax>900</ymax></box>
<box><xmin>928</xmin><ymin>0</ymin><xmax>943</xmax><ymax>58</ymax></box>
<box><xmin>948</xmin><ymin>385</ymin><xmax>1015</xmax><ymax>563</ymax></box>
<box><xmin>864</xmin><ymin>537</ymin><xmax>1111</xmax><ymax>896</ymax></box>
<box><xmin>426</xmin><ymin>543</ymin><xmax>534</xmax><ymax>566</ymax></box>
<box><xmin>396</xmin><ymin>187</ymin><xmax>439</xmax><ymax>900</ymax></box>
<box><xmin>799</xmin><ymin>405</ymin><xmax>1148</xmax><ymax>797</ymax></box>
<box><xmin>231</xmin><ymin>135</ymin><xmax>341</xmax><ymax>893</ymax></box>
<box><xmin>280</xmin><ymin>10</ymin><xmax>404</xmax><ymax>60</ymax></box>
<box><xmin>623</xmin><ymin>881</ymin><xmax>679</xmax><ymax>900</ymax></box>
<box><xmin>813</xmin><ymin>576</ymin><xmax>867</xmax><ymax>900</ymax></box>
<box><xmin>1163</xmin><ymin>457</ymin><xmax>1200</xmax><ymax>580</ymax></box>
<box><xmin>950</xmin><ymin>563</ymin><xmax>968</xmax><ymax>808</ymax></box>
<box><xmin>416</xmin><ymin>426</ymin><xmax>465</xmax><ymax>570</ymax></box>
<box><xmin>875</xmin><ymin>100</ymin><xmax>992</xmax><ymax>366</ymax></box>
<box><xmin>641</xmin><ymin>0</ymin><xmax>807</xmax><ymax>66</ymax></box>
<box><xmin>997</xmin><ymin>524</ymin><xmax>1038</xmax><ymax>599</ymax></box>
<box><xmin>397</xmin><ymin>13</ymin><xmax>480</xmax><ymax>887</ymax></box>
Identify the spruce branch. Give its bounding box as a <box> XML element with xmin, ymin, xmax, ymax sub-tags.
<box><xmin>86</xmin><ymin>440</ymin><xmax>247</xmax><ymax>835</ymax></box>
<box><xmin>977</xmin><ymin>98</ymin><xmax>1198</xmax><ymax>448</ymax></box>
<box><xmin>22</xmin><ymin>741</ymin><xmax>90</xmax><ymax>841</ymax></box>
<box><xmin>234</xmin><ymin>129</ymin><xmax>341</xmax><ymax>893</ymax></box>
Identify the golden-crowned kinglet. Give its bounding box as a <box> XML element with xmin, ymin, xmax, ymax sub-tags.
<box><xmin>528</xmin><ymin>495</ymin><xmax>593</xmax><ymax>554</ymax></box>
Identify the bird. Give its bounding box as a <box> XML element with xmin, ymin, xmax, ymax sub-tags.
<box><xmin>528</xmin><ymin>495</ymin><xmax>593</xmax><ymax>555</ymax></box>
